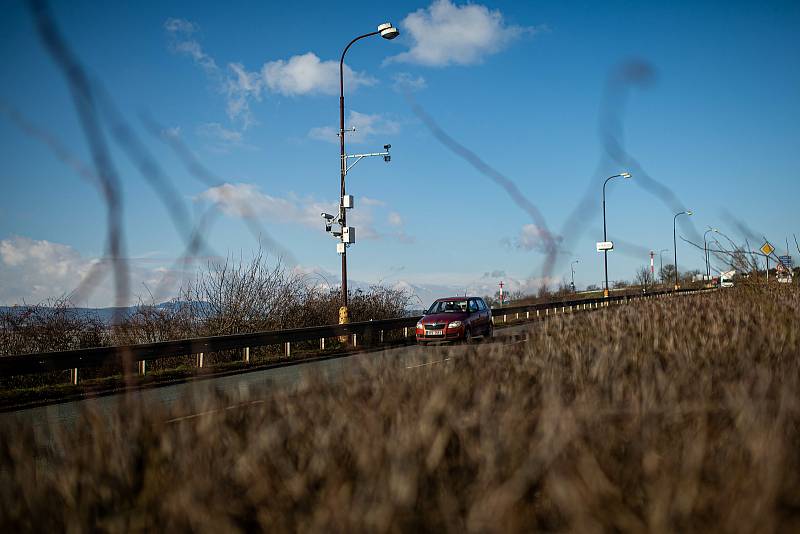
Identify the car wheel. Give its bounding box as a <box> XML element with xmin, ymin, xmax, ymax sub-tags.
<box><xmin>464</xmin><ymin>328</ymin><xmax>474</xmax><ymax>344</ymax></box>
<box><xmin>485</xmin><ymin>323</ymin><xmax>493</xmax><ymax>341</ymax></box>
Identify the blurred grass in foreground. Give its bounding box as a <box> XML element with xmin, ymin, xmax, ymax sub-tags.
<box><xmin>1</xmin><ymin>286</ymin><xmax>799</xmax><ymax>532</ymax></box>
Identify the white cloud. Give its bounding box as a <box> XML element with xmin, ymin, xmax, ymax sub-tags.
<box><xmin>196</xmin><ymin>122</ymin><xmax>243</xmax><ymax>144</ymax></box>
<box><xmin>162</xmin><ymin>126</ymin><xmax>182</xmax><ymax>139</ymax></box>
<box><xmin>517</xmin><ymin>224</ymin><xmax>549</xmax><ymax>250</ymax></box>
<box><xmin>197</xmin><ymin>183</ymin><xmax>326</xmax><ymax>226</ymax></box>
<box><xmin>166</xmin><ymin>19</ymin><xmax>261</xmax><ymax>130</ymax></box>
<box><xmin>388</xmin><ymin>0</ymin><xmax>536</xmax><ymax>67</ymax></box>
<box><xmin>387</xmin><ymin>212</ymin><xmax>403</xmax><ymax>227</ymax></box>
<box><xmin>224</xmin><ymin>63</ymin><xmax>263</xmax><ymax>128</ymax></box>
<box><xmin>309</xmin><ymin>110</ymin><xmax>400</xmax><ymax>144</ymax></box>
<box><xmin>360</xmin><ymin>196</ymin><xmax>386</xmax><ymax>207</ymax></box>
<box><xmin>392</xmin><ymin>72</ymin><xmax>427</xmax><ymax>92</ymax></box>
<box><xmin>164</xmin><ymin>18</ymin><xmax>218</xmax><ymax>74</ymax></box>
<box><xmin>196</xmin><ymin>183</ymin><xmax>411</xmax><ymax>244</ymax></box>
<box><xmin>0</xmin><ymin>237</ymin><xmax>187</xmax><ymax>307</ymax></box>
<box><xmin>512</xmin><ymin>224</ymin><xmax>563</xmax><ymax>253</ymax></box>
<box><xmin>262</xmin><ymin>52</ymin><xmax>375</xmax><ymax>96</ymax></box>
<box><xmin>165</xmin><ymin>22</ymin><xmax>378</xmax><ymax>130</ymax></box>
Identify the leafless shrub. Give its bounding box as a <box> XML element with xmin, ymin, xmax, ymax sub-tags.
<box><xmin>0</xmin><ymin>297</ymin><xmax>108</xmax><ymax>356</ymax></box>
<box><xmin>634</xmin><ymin>265</ymin><xmax>654</xmax><ymax>288</ymax></box>
<box><xmin>112</xmin><ymin>298</ymin><xmax>198</xmax><ymax>345</ymax></box>
<box><xmin>1</xmin><ymin>250</ymin><xmax>410</xmax><ymax>364</ymax></box>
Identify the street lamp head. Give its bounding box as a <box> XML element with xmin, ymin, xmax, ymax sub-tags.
<box><xmin>686</xmin><ymin>210</ymin><xmax>693</xmax><ymax>216</ymax></box>
<box><xmin>621</xmin><ymin>172</ymin><xmax>632</xmax><ymax>178</ymax></box>
<box><xmin>378</xmin><ymin>23</ymin><xmax>399</xmax><ymax>40</ymax></box>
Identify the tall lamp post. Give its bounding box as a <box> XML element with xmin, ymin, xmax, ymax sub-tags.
<box><xmin>601</xmin><ymin>172</ymin><xmax>632</xmax><ymax>297</ymax></box>
<box><xmin>337</xmin><ymin>23</ymin><xmax>398</xmax><ymax>323</ymax></box>
<box><xmin>704</xmin><ymin>227</ymin><xmax>719</xmax><ymax>279</ymax></box>
<box><xmin>673</xmin><ymin>210</ymin><xmax>693</xmax><ymax>289</ymax></box>
<box><xmin>658</xmin><ymin>248</ymin><xmax>669</xmax><ymax>283</ymax></box>
<box><xmin>570</xmin><ymin>260</ymin><xmax>579</xmax><ymax>292</ymax></box>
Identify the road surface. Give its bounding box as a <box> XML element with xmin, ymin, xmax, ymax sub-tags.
<box><xmin>0</xmin><ymin>321</ymin><xmax>536</xmax><ymax>434</ymax></box>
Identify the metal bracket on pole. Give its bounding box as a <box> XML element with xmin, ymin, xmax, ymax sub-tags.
<box><xmin>344</xmin><ymin>150</ymin><xmax>390</xmax><ymax>175</ymax></box>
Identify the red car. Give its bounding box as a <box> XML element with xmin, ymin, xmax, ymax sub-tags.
<box><xmin>416</xmin><ymin>297</ymin><xmax>493</xmax><ymax>344</ymax></box>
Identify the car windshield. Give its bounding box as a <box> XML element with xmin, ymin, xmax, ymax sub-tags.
<box><xmin>427</xmin><ymin>300</ymin><xmax>468</xmax><ymax>314</ymax></box>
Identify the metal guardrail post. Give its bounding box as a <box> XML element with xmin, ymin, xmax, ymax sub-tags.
<box><xmin>138</xmin><ymin>361</ymin><xmax>146</xmax><ymax>376</ymax></box>
<box><xmin>352</xmin><ymin>334</ymin><xmax>358</xmax><ymax>347</ymax></box>
<box><xmin>196</xmin><ymin>353</ymin><xmax>204</xmax><ymax>368</ymax></box>
<box><xmin>285</xmin><ymin>342</ymin><xmax>291</xmax><ymax>357</ymax></box>
<box><xmin>320</xmin><ymin>337</ymin><xmax>326</xmax><ymax>350</ymax></box>
<box><xmin>243</xmin><ymin>347</ymin><xmax>250</xmax><ymax>363</ymax></box>
<box><xmin>380</xmin><ymin>330</ymin><xmax>384</xmax><ymax>343</ymax></box>
<box><xmin>69</xmin><ymin>368</ymin><xmax>78</xmax><ymax>385</ymax></box>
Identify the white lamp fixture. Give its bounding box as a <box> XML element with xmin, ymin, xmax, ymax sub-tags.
<box><xmin>378</xmin><ymin>22</ymin><xmax>399</xmax><ymax>40</ymax></box>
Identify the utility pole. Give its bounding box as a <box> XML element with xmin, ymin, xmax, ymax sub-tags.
<box><xmin>601</xmin><ymin>172</ymin><xmax>632</xmax><ymax>297</ymax></box>
<box><xmin>499</xmin><ymin>281</ymin><xmax>504</xmax><ymax>305</ymax></box>
<box><xmin>335</xmin><ymin>22</ymin><xmax>398</xmax><ymax>329</ymax></box>
<box><xmin>704</xmin><ymin>227</ymin><xmax>718</xmax><ymax>280</ymax></box>
<box><xmin>658</xmin><ymin>249</ymin><xmax>668</xmax><ymax>284</ymax></box>
<box><xmin>673</xmin><ymin>210</ymin><xmax>693</xmax><ymax>290</ymax></box>
<box><xmin>570</xmin><ymin>260</ymin><xmax>579</xmax><ymax>292</ymax></box>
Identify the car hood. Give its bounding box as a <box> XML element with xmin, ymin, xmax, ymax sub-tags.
<box><xmin>421</xmin><ymin>312</ymin><xmax>468</xmax><ymax>324</ymax></box>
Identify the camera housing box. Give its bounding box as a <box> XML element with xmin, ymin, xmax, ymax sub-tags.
<box><xmin>343</xmin><ymin>195</ymin><xmax>354</xmax><ymax>209</ymax></box>
<box><xmin>342</xmin><ymin>226</ymin><xmax>356</xmax><ymax>244</ymax></box>
<box><xmin>336</xmin><ymin>242</ymin><xmax>346</xmax><ymax>254</ymax></box>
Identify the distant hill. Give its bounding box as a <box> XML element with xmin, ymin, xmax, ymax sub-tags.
<box><xmin>0</xmin><ymin>301</ymin><xmax>204</xmax><ymax>325</ymax></box>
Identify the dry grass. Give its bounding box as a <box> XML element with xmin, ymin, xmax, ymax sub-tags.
<box><xmin>1</xmin><ymin>286</ymin><xmax>799</xmax><ymax>532</ymax></box>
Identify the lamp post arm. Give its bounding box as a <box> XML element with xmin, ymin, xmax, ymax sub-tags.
<box><xmin>340</xmin><ymin>31</ymin><xmax>380</xmax><ymax>99</ymax></box>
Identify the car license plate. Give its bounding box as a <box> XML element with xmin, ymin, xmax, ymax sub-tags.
<box><xmin>427</xmin><ymin>330</ymin><xmax>443</xmax><ymax>336</ymax></box>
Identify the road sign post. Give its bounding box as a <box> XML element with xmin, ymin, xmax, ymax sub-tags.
<box><xmin>761</xmin><ymin>242</ymin><xmax>774</xmax><ymax>281</ymax></box>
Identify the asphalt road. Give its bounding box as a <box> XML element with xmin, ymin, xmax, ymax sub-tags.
<box><xmin>0</xmin><ymin>321</ymin><xmax>537</xmax><ymax>434</ymax></box>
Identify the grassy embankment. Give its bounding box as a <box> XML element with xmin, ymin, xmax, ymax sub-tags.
<box><xmin>1</xmin><ymin>285</ymin><xmax>798</xmax><ymax>532</ymax></box>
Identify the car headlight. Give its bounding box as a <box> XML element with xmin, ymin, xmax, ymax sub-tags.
<box><xmin>416</xmin><ymin>321</ymin><xmax>423</xmax><ymax>329</ymax></box>
<box><xmin>448</xmin><ymin>321</ymin><xmax>462</xmax><ymax>328</ymax></box>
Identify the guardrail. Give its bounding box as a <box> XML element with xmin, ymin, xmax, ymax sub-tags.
<box><xmin>0</xmin><ymin>287</ymin><xmax>712</xmax><ymax>382</ymax></box>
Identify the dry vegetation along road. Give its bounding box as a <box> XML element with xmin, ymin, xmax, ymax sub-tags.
<box><xmin>1</xmin><ymin>286</ymin><xmax>798</xmax><ymax>532</ymax></box>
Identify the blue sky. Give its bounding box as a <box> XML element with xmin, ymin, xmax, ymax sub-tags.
<box><xmin>1</xmin><ymin>0</ymin><xmax>798</xmax><ymax>306</ymax></box>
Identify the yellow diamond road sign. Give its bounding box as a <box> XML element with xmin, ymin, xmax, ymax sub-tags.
<box><xmin>760</xmin><ymin>242</ymin><xmax>774</xmax><ymax>255</ymax></box>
